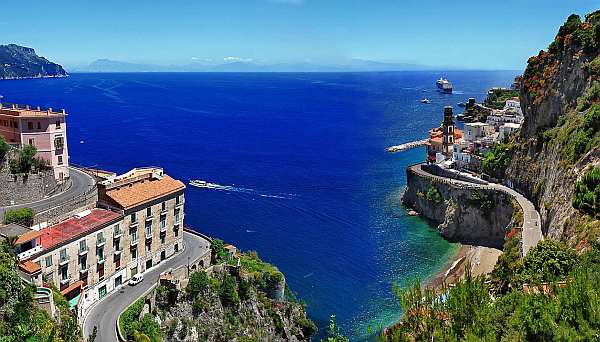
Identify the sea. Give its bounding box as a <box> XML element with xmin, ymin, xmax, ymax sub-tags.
<box><xmin>0</xmin><ymin>70</ymin><xmax>517</xmax><ymax>340</ymax></box>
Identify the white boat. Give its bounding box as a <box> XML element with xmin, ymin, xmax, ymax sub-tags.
<box><xmin>436</xmin><ymin>77</ymin><xmax>453</xmax><ymax>94</ymax></box>
<box><xmin>189</xmin><ymin>180</ymin><xmax>210</xmax><ymax>188</ymax></box>
<box><xmin>420</xmin><ymin>98</ymin><xmax>431</xmax><ymax>104</ymax></box>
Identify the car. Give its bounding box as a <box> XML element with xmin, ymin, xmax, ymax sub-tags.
<box><xmin>128</xmin><ymin>274</ymin><xmax>144</xmax><ymax>286</ymax></box>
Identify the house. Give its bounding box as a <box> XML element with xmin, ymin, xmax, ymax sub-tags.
<box><xmin>0</xmin><ymin>103</ymin><xmax>69</xmax><ymax>181</ymax></box>
<box><xmin>499</xmin><ymin>123</ymin><xmax>521</xmax><ymax>141</ymax></box>
<box><xmin>425</xmin><ymin>106</ymin><xmax>464</xmax><ymax>163</ymax></box>
<box><xmin>464</xmin><ymin>122</ymin><xmax>494</xmax><ymax>143</ymax></box>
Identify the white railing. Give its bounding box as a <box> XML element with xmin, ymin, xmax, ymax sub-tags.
<box><xmin>18</xmin><ymin>245</ymin><xmax>43</xmax><ymax>260</ymax></box>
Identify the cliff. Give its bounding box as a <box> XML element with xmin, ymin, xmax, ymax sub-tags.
<box><xmin>402</xmin><ymin>165</ymin><xmax>515</xmax><ymax>249</ymax></box>
<box><xmin>0</xmin><ymin>44</ymin><xmax>67</xmax><ymax>79</ymax></box>
<box><xmin>505</xmin><ymin>12</ymin><xmax>600</xmax><ymax>248</ymax></box>
<box><xmin>120</xmin><ymin>249</ymin><xmax>316</xmax><ymax>342</ymax></box>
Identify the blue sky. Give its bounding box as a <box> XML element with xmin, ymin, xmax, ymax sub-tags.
<box><xmin>2</xmin><ymin>0</ymin><xmax>598</xmax><ymax>69</ymax></box>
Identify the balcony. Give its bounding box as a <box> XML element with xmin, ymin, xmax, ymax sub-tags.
<box><xmin>145</xmin><ymin>229</ymin><xmax>153</xmax><ymax>239</ymax></box>
<box><xmin>160</xmin><ymin>223</ymin><xmax>167</xmax><ymax>233</ymax></box>
<box><xmin>96</xmin><ymin>238</ymin><xmax>106</xmax><ymax>248</ymax></box>
<box><xmin>130</xmin><ymin>239</ymin><xmax>138</xmax><ymax>247</ymax></box>
<box><xmin>97</xmin><ymin>257</ymin><xmax>106</xmax><ymax>265</ymax></box>
<box><xmin>79</xmin><ymin>267</ymin><xmax>89</xmax><ymax>274</ymax></box>
<box><xmin>78</xmin><ymin>246</ymin><xmax>88</xmax><ymax>256</ymax></box>
<box><xmin>145</xmin><ymin>215</ymin><xmax>154</xmax><ymax>222</ymax></box>
<box><xmin>59</xmin><ymin>256</ymin><xmax>70</xmax><ymax>266</ymax></box>
<box><xmin>130</xmin><ymin>221</ymin><xmax>138</xmax><ymax>229</ymax></box>
<box><xmin>113</xmin><ymin>230</ymin><xmax>123</xmax><ymax>238</ymax></box>
<box><xmin>17</xmin><ymin>245</ymin><xmax>43</xmax><ymax>261</ymax></box>
<box><xmin>60</xmin><ymin>277</ymin><xmax>70</xmax><ymax>285</ymax></box>
<box><xmin>114</xmin><ymin>249</ymin><xmax>122</xmax><ymax>256</ymax></box>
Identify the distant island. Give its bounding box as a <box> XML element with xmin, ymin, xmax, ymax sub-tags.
<box><xmin>0</xmin><ymin>44</ymin><xmax>68</xmax><ymax>80</ymax></box>
<box><xmin>75</xmin><ymin>58</ymin><xmax>437</xmax><ymax>73</ymax></box>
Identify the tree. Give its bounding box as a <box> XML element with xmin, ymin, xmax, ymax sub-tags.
<box><xmin>19</xmin><ymin>144</ymin><xmax>37</xmax><ymax>173</ymax></box>
<box><xmin>186</xmin><ymin>271</ymin><xmax>209</xmax><ymax>299</ymax></box>
<box><xmin>520</xmin><ymin>240</ymin><xmax>576</xmax><ymax>284</ymax></box>
<box><xmin>0</xmin><ymin>136</ymin><xmax>8</xmax><ymax>160</ymax></box>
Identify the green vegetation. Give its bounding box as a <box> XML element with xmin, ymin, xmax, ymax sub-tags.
<box><xmin>322</xmin><ymin>315</ymin><xmax>350</xmax><ymax>342</ymax></box>
<box><xmin>425</xmin><ymin>187</ymin><xmax>442</xmax><ymax>204</ymax></box>
<box><xmin>7</xmin><ymin>144</ymin><xmax>48</xmax><ymax>174</ymax></box>
<box><xmin>0</xmin><ymin>136</ymin><xmax>8</xmax><ymax>160</ymax></box>
<box><xmin>0</xmin><ymin>240</ymin><xmax>80</xmax><ymax>341</ymax></box>
<box><xmin>382</xmin><ymin>241</ymin><xmax>600</xmax><ymax>341</ymax></box>
<box><xmin>573</xmin><ymin>167</ymin><xmax>600</xmax><ymax>216</ymax></box>
<box><xmin>3</xmin><ymin>207</ymin><xmax>34</xmax><ymax>226</ymax></box>
<box><xmin>484</xmin><ymin>88</ymin><xmax>519</xmax><ymax>109</ymax></box>
<box><xmin>120</xmin><ymin>298</ymin><xmax>162</xmax><ymax>341</ymax></box>
<box><xmin>482</xmin><ymin>142</ymin><xmax>515</xmax><ymax>179</ymax></box>
<box><xmin>468</xmin><ymin>191</ymin><xmax>495</xmax><ymax>212</ymax></box>
<box><xmin>211</xmin><ymin>238</ymin><xmax>229</xmax><ymax>264</ymax></box>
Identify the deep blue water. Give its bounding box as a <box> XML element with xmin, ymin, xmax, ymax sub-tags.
<box><xmin>0</xmin><ymin>71</ymin><xmax>517</xmax><ymax>340</ymax></box>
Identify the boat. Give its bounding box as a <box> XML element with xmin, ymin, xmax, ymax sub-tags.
<box><xmin>420</xmin><ymin>98</ymin><xmax>431</xmax><ymax>104</ymax></box>
<box><xmin>436</xmin><ymin>77</ymin><xmax>453</xmax><ymax>94</ymax></box>
<box><xmin>189</xmin><ymin>180</ymin><xmax>208</xmax><ymax>187</ymax></box>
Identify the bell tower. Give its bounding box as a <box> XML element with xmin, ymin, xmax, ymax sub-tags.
<box><xmin>442</xmin><ymin>106</ymin><xmax>455</xmax><ymax>157</ymax></box>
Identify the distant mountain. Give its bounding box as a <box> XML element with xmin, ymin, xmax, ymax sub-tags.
<box><xmin>76</xmin><ymin>58</ymin><xmax>436</xmax><ymax>73</ymax></box>
<box><xmin>0</xmin><ymin>44</ymin><xmax>68</xmax><ymax>79</ymax></box>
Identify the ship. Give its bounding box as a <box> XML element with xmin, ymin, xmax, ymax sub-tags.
<box><xmin>436</xmin><ymin>77</ymin><xmax>453</xmax><ymax>94</ymax></box>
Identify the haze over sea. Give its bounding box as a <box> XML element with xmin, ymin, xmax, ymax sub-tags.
<box><xmin>0</xmin><ymin>71</ymin><xmax>516</xmax><ymax>340</ymax></box>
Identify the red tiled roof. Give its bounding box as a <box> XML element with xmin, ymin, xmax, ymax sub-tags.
<box><xmin>39</xmin><ymin>209</ymin><xmax>122</xmax><ymax>251</ymax></box>
<box><xmin>104</xmin><ymin>175</ymin><xmax>185</xmax><ymax>209</ymax></box>
<box><xmin>60</xmin><ymin>280</ymin><xmax>84</xmax><ymax>296</ymax></box>
<box><xmin>19</xmin><ymin>260</ymin><xmax>41</xmax><ymax>274</ymax></box>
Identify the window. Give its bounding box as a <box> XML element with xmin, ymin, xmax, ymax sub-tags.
<box><xmin>174</xmin><ymin>243</ymin><xmax>179</xmax><ymax>252</ymax></box>
<box><xmin>174</xmin><ymin>226</ymin><xmax>179</xmax><ymax>237</ymax></box>
<box><xmin>45</xmin><ymin>255</ymin><xmax>53</xmax><ymax>267</ymax></box>
<box><xmin>146</xmin><ymin>207</ymin><xmax>152</xmax><ymax>217</ymax></box>
<box><xmin>160</xmin><ymin>217</ymin><xmax>166</xmax><ymax>230</ymax></box>
<box><xmin>98</xmin><ymin>265</ymin><xmax>104</xmax><ymax>278</ymax></box>
<box><xmin>97</xmin><ymin>247</ymin><xmax>104</xmax><ymax>261</ymax></box>
<box><xmin>54</xmin><ymin>137</ymin><xmax>64</xmax><ymax>149</ymax></box>
<box><xmin>146</xmin><ymin>241</ymin><xmax>151</xmax><ymax>253</ymax></box>
<box><xmin>27</xmin><ymin>122</ymin><xmax>33</xmax><ymax>130</ymax></box>
<box><xmin>114</xmin><ymin>223</ymin><xmax>121</xmax><ymax>235</ymax></box>
<box><xmin>79</xmin><ymin>240</ymin><xmax>87</xmax><ymax>253</ymax></box>
<box><xmin>160</xmin><ymin>235</ymin><xmax>165</xmax><ymax>244</ymax></box>
<box><xmin>60</xmin><ymin>267</ymin><xmax>68</xmax><ymax>281</ymax></box>
<box><xmin>145</xmin><ymin>221</ymin><xmax>152</xmax><ymax>236</ymax></box>
<box><xmin>131</xmin><ymin>229</ymin><xmax>138</xmax><ymax>242</ymax></box>
<box><xmin>28</xmin><ymin>138</ymin><xmax>34</xmax><ymax>146</ymax></box>
<box><xmin>131</xmin><ymin>247</ymin><xmax>137</xmax><ymax>260</ymax></box>
<box><xmin>97</xmin><ymin>232</ymin><xmax>105</xmax><ymax>245</ymax></box>
<box><xmin>59</xmin><ymin>249</ymin><xmax>68</xmax><ymax>263</ymax></box>
<box><xmin>176</xmin><ymin>195</ymin><xmax>180</xmax><ymax>205</ymax></box>
<box><xmin>56</xmin><ymin>120</ymin><xmax>61</xmax><ymax>129</ymax></box>
<box><xmin>174</xmin><ymin>208</ymin><xmax>180</xmax><ymax>223</ymax></box>
<box><xmin>130</xmin><ymin>212</ymin><xmax>137</xmax><ymax>223</ymax></box>
<box><xmin>161</xmin><ymin>202</ymin><xmax>166</xmax><ymax>211</ymax></box>
<box><xmin>114</xmin><ymin>238</ymin><xmax>121</xmax><ymax>251</ymax></box>
<box><xmin>56</xmin><ymin>155</ymin><xmax>63</xmax><ymax>165</ymax></box>
<box><xmin>80</xmin><ymin>256</ymin><xmax>87</xmax><ymax>271</ymax></box>
<box><xmin>37</xmin><ymin>122</ymin><xmax>41</xmax><ymax>130</ymax></box>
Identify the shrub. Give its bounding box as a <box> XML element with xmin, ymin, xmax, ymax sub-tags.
<box><xmin>425</xmin><ymin>187</ymin><xmax>442</xmax><ymax>204</ymax></box>
<box><xmin>120</xmin><ymin>299</ymin><xmax>144</xmax><ymax>337</ymax></box>
<box><xmin>573</xmin><ymin>167</ymin><xmax>600</xmax><ymax>215</ymax></box>
<box><xmin>482</xmin><ymin>142</ymin><xmax>515</xmax><ymax>179</ymax></box>
<box><xmin>211</xmin><ymin>239</ymin><xmax>229</xmax><ymax>264</ymax></box>
<box><xmin>520</xmin><ymin>240</ymin><xmax>576</xmax><ymax>284</ymax></box>
<box><xmin>0</xmin><ymin>136</ymin><xmax>8</xmax><ymax>160</ymax></box>
<box><xmin>186</xmin><ymin>271</ymin><xmax>209</xmax><ymax>299</ymax></box>
<box><xmin>576</xmin><ymin>82</ymin><xmax>600</xmax><ymax>112</ymax></box>
<box><xmin>219</xmin><ymin>274</ymin><xmax>240</xmax><ymax>307</ymax></box>
<box><xmin>3</xmin><ymin>207</ymin><xmax>34</xmax><ymax>226</ymax></box>
<box><xmin>583</xmin><ymin>103</ymin><xmax>600</xmax><ymax>131</ymax></box>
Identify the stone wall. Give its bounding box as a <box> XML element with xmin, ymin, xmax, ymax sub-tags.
<box><xmin>402</xmin><ymin>166</ymin><xmax>515</xmax><ymax>249</ymax></box>
<box><xmin>0</xmin><ymin>169</ymin><xmax>57</xmax><ymax>206</ymax></box>
<box><xmin>33</xmin><ymin>187</ymin><xmax>98</xmax><ymax>225</ymax></box>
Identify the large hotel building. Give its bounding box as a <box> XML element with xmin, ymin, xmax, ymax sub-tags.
<box><xmin>5</xmin><ymin>167</ymin><xmax>185</xmax><ymax>314</ymax></box>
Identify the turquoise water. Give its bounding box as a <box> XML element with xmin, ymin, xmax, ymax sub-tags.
<box><xmin>0</xmin><ymin>70</ymin><xmax>516</xmax><ymax>339</ymax></box>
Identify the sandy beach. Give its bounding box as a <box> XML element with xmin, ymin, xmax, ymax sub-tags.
<box><xmin>428</xmin><ymin>244</ymin><xmax>502</xmax><ymax>289</ymax></box>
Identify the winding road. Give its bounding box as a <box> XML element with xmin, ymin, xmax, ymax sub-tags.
<box><xmin>409</xmin><ymin>164</ymin><xmax>543</xmax><ymax>256</ymax></box>
<box><xmin>82</xmin><ymin>231</ymin><xmax>211</xmax><ymax>342</ymax></box>
<box><xmin>0</xmin><ymin>167</ymin><xmax>96</xmax><ymax>219</ymax></box>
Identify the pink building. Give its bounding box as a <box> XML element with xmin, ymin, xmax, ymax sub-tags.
<box><xmin>0</xmin><ymin>104</ymin><xmax>69</xmax><ymax>181</ymax></box>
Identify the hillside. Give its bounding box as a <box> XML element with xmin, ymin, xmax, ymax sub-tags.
<box><xmin>383</xmin><ymin>10</ymin><xmax>600</xmax><ymax>341</ymax></box>
<box><xmin>0</xmin><ymin>44</ymin><xmax>67</xmax><ymax>79</ymax></box>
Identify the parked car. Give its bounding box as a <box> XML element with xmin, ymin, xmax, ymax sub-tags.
<box><xmin>128</xmin><ymin>274</ymin><xmax>144</xmax><ymax>286</ymax></box>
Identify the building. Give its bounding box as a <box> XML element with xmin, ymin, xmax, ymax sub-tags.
<box><xmin>0</xmin><ymin>223</ymin><xmax>44</xmax><ymax>261</ymax></box>
<box><xmin>499</xmin><ymin>123</ymin><xmax>521</xmax><ymax>141</ymax></box>
<box><xmin>464</xmin><ymin>122</ymin><xmax>494</xmax><ymax>143</ymax></box>
<box><xmin>425</xmin><ymin>106</ymin><xmax>464</xmax><ymax>163</ymax></box>
<box><xmin>486</xmin><ymin>111</ymin><xmax>523</xmax><ymax>129</ymax></box>
<box><xmin>0</xmin><ymin>104</ymin><xmax>69</xmax><ymax>181</ymax></box>
<box><xmin>503</xmin><ymin>99</ymin><xmax>523</xmax><ymax>117</ymax></box>
<box><xmin>97</xmin><ymin>167</ymin><xmax>185</xmax><ymax>278</ymax></box>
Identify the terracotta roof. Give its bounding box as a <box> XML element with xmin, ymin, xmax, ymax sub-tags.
<box><xmin>39</xmin><ymin>209</ymin><xmax>122</xmax><ymax>251</ymax></box>
<box><xmin>60</xmin><ymin>280</ymin><xmax>84</xmax><ymax>296</ymax></box>
<box><xmin>19</xmin><ymin>260</ymin><xmax>41</xmax><ymax>274</ymax></box>
<box><xmin>0</xmin><ymin>224</ymin><xmax>42</xmax><ymax>244</ymax></box>
<box><xmin>105</xmin><ymin>175</ymin><xmax>185</xmax><ymax>209</ymax></box>
<box><xmin>16</xmin><ymin>229</ymin><xmax>43</xmax><ymax>244</ymax></box>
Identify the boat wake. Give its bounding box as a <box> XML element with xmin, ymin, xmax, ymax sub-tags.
<box><xmin>189</xmin><ymin>180</ymin><xmax>295</xmax><ymax>199</ymax></box>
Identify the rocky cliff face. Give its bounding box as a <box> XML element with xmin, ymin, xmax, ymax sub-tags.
<box><xmin>506</xmin><ymin>12</ymin><xmax>600</xmax><ymax>247</ymax></box>
<box><xmin>0</xmin><ymin>44</ymin><xmax>67</xmax><ymax>79</ymax></box>
<box><xmin>402</xmin><ymin>167</ymin><xmax>514</xmax><ymax>249</ymax></box>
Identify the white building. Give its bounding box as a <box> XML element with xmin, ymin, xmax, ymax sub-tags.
<box><xmin>464</xmin><ymin>122</ymin><xmax>494</xmax><ymax>142</ymax></box>
<box><xmin>499</xmin><ymin>123</ymin><xmax>521</xmax><ymax>141</ymax></box>
<box><xmin>503</xmin><ymin>99</ymin><xmax>523</xmax><ymax>117</ymax></box>
<box><xmin>486</xmin><ymin>111</ymin><xmax>523</xmax><ymax>129</ymax></box>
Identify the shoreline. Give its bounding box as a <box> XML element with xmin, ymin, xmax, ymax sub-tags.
<box><xmin>427</xmin><ymin>244</ymin><xmax>503</xmax><ymax>290</ymax></box>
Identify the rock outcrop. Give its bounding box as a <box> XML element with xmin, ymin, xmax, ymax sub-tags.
<box><xmin>0</xmin><ymin>44</ymin><xmax>67</xmax><ymax>79</ymax></box>
<box><xmin>402</xmin><ymin>166</ymin><xmax>515</xmax><ymax>249</ymax></box>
